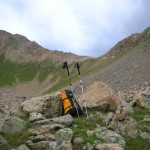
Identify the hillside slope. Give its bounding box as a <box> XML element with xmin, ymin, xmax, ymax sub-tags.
<box><xmin>0</xmin><ymin>30</ymin><xmax>91</xmax><ymax>96</ymax></box>
<box><xmin>85</xmin><ymin>41</ymin><xmax>150</xmax><ymax>92</ymax></box>
<box><xmin>0</xmin><ymin>27</ymin><xmax>150</xmax><ymax>98</ymax></box>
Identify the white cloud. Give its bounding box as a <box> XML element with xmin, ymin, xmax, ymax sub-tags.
<box><xmin>0</xmin><ymin>0</ymin><xmax>150</xmax><ymax>57</ymax></box>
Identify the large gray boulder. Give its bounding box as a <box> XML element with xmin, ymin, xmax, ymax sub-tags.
<box><xmin>0</xmin><ymin>116</ymin><xmax>27</xmax><ymax>134</ymax></box>
<box><xmin>20</xmin><ymin>94</ymin><xmax>62</xmax><ymax>118</ymax></box>
<box><xmin>78</xmin><ymin>81</ymin><xmax>121</xmax><ymax>111</ymax></box>
<box><xmin>34</xmin><ymin>114</ymin><xmax>74</xmax><ymax>127</ymax></box>
<box><xmin>29</xmin><ymin>124</ymin><xmax>64</xmax><ymax>136</ymax></box>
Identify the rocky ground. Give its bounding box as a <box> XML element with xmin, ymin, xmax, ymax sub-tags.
<box><xmin>79</xmin><ymin>43</ymin><xmax>150</xmax><ymax>93</ymax></box>
<box><xmin>0</xmin><ymin>82</ymin><xmax>149</xmax><ymax>150</ymax></box>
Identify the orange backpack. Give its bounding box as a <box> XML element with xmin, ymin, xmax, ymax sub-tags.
<box><xmin>60</xmin><ymin>90</ymin><xmax>82</xmax><ymax>116</ymax></box>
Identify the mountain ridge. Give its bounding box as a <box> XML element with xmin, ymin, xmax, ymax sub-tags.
<box><xmin>0</xmin><ymin>30</ymin><xmax>91</xmax><ymax>63</ymax></box>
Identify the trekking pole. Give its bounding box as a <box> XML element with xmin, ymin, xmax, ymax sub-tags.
<box><xmin>74</xmin><ymin>62</ymin><xmax>88</xmax><ymax>118</ymax></box>
<box><xmin>62</xmin><ymin>62</ymin><xmax>80</xmax><ymax>118</ymax></box>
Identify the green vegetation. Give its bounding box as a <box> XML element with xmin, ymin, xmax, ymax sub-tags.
<box><xmin>131</xmin><ymin>107</ymin><xmax>150</xmax><ymax>132</ymax></box>
<box><xmin>38</xmin><ymin>60</ymin><xmax>59</xmax><ymax>82</ymax></box>
<box><xmin>1</xmin><ymin>113</ymin><xmax>31</xmax><ymax>150</ymax></box>
<box><xmin>2</xmin><ymin>128</ymin><xmax>29</xmax><ymax>150</ymax></box>
<box><xmin>44</xmin><ymin>64</ymin><xmax>77</xmax><ymax>93</ymax></box>
<box><xmin>1</xmin><ymin>107</ymin><xmax>150</xmax><ymax>149</ymax></box>
<box><xmin>0</xmin><ymin>53</ymin><xmax>71</xmax><ymax>92</ymax></box>
<box><xmin>71</xmin><ymin>108</ymin><xmax>150</xmax><ymax>150</ymax></box>
<box><xmin>131</xmin><ymin>107</ymin><xmax>150</xmax><ymax>121</ymax></box>
<box><xmin>71</xmin><ymin>110</ymin><xmax>106</xmax><ymax>150</ymax></box>
<box><xmin>0</xmin><ymin>54</ymin><xmax>39</xmax><ymax>86</ymax></box>
<box><xmin>125</xmin><ymin>107</ymin><xmax>150</xmax><ymax>150</ymax></box>
<box><xmin>0</xmin><ymin>37</ymin><xmax>148</xmax><ymax>93</ymax></box>
<box><xmin>125</xmin><ymin>137</ymin><xmax>150</xmax><ymax>150</ymax></box>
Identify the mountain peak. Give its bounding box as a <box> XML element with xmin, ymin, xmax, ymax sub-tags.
<box><xmin>0</xmin><ymin>30</ymin><xmax>90</xmax><ymax>63</ymax></box>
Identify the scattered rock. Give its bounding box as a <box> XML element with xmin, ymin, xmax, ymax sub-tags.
<box><xmin>73</xmin><ymin>124</ymin><xmax>78</xmax><ymax>128</ymax></box>
<box><xmin>109</xmin><ymin>117</ymin><xmax>138</xmax><ymax>138</ymax></box>
<box><xmin>142</xmin><ymin>115</ymin><xmax>150</xmax><ymax>122</ymax></box>
<box><xmin>115</xmin><ymin>105</ymin><xmax>129</xmax><ymax>121</ymax></box>
<box><xmin>89</xmin><ymin>114</ymin><xmax>94</xmax><ymax>118</ymax></box>
<box><xmin>16</xmin><ymin>144</ymin><xmax>30</xmax><ymax>150</ymax></box>
<box><xmin>87</xmin><ymin>130</ymin><xmax>94</xmax><ymax>137</ymax></box>
<box><xmin>34</xmin><ymin>114</ymin><xmax>73</xmax><ymax>127</ymax></box>
<box><xmin>55</xmin><ymin>128</ymin><xmax>73</xmax><ymax>142</ymax></box>
<box><xmin>96</xmin><ymin>124</ymin><xmax>101</xmax><ymax>128</ymax></box>
<box><xmin>94</xmin><ymin>127</ymin><xmax>126</xmax><ymax>147</ymax></box>
<box><xmin>56</xmin><ymin>140</ymin><xmax>72</xmax><ymax>150</ymax></box>
<box><xmin>134</xmin><ymin>87</ymin><xmax>150</xmax><ymax>109</ymax></box>
<box><xmin>26</xmin><ymin>140</ymin><xmax>49</xmax><ymax>150</ymax></box>
<box><xmin>29</xmin><ymin>124</ymin><xmax>64</xmax><ymax>136</ymax></box>
<box><xmin>142</xmin><ymin>125</ymin><xmax>150</xmax><ymax>132</ymax></box>
<box><xmin>0</xmin><ymin>116</ymin><xmax>27</xmax><ymax>134</ymax></box>
<box><xmin>29</xmin><ymin>112</ymin><xmax>45</xmax><ymax>122</ymax></box>
<box><xmin>103</xmin><ymin>112</ymin><xmax>115</xmax><ymax>125</ymax></box>
<box><xmin>95</xmin><ymin>143</ymin><xmax>124</xmax><ymax>150</ymax></box>
<box><xmin>95</xmin><ymin>112</ymin><xmax>105</xmax><ymax>119</ymax></box>
<box><xmin>29</xmin><ymin>134</ymin><xmax>55</xmax><ymax>142</ymax></box>
<box><xmin>47</xmin><ymin>141</ymin><xmax>57</xmax><ymax>150</ymax></box>
<box><xmin>139</xmin><ymin>131</ymin><xmax>150</xmax><ymax>141</ymax></box>
<box><xmin>86</xmin><ymin>143</ymin><xmax>94</xmax><ymax>150</ymax></box>
<box><xmin>73</xmin><ymin>137</ymin><xmax>84</xmax><ymax>144</ymax></box>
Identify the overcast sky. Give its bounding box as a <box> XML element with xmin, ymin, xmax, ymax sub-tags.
<box><xmin>0</xmin><ymin>0</ymin><xmax>150</xmax><ymax>57</ymax></box>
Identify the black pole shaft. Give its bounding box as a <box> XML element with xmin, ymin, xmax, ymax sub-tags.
<box><xmin>74</xmin><ymin>62</ymin><xmax>88</xmax><ymax>118</ymax></box>
<box><xmin>74</xmin><ymin>62</ymin><xmax>80</xmax><ymax>75</ymax></box>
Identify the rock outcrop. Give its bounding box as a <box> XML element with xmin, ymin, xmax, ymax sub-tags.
<box><xmin>134</xmin><ymin>87</ymin><xmax>150</xmax><ymax>109</ymax></box>
<box><xmin>0</xmin><ymin>116</ymin><xmax>27</xmax><ymax>134</ymax></box>
<box><xmin>20</xmin><ymin>94</ymin><xmax>62</xmax><ymax>118</ymax></box>
<box><xmin>78</xmin><ymin>81</ymin><xmax>121</xmax><ymax>111</ymax></box>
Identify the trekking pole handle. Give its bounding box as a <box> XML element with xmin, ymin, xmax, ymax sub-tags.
<box><xmin>62</xmin><ymin>62</ymin><xmax>70</xmax><ymax>76</ymax></box>
<box><xmin>74</xmin><ymin>62</ymin><xmax>80</xmax><ymax>75</ymax></box>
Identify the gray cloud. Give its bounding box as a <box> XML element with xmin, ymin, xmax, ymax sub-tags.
<box><xmin>0</xmin><ymin>0</ymin><xmax>150</xmax><ymax>57</ymax></box>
